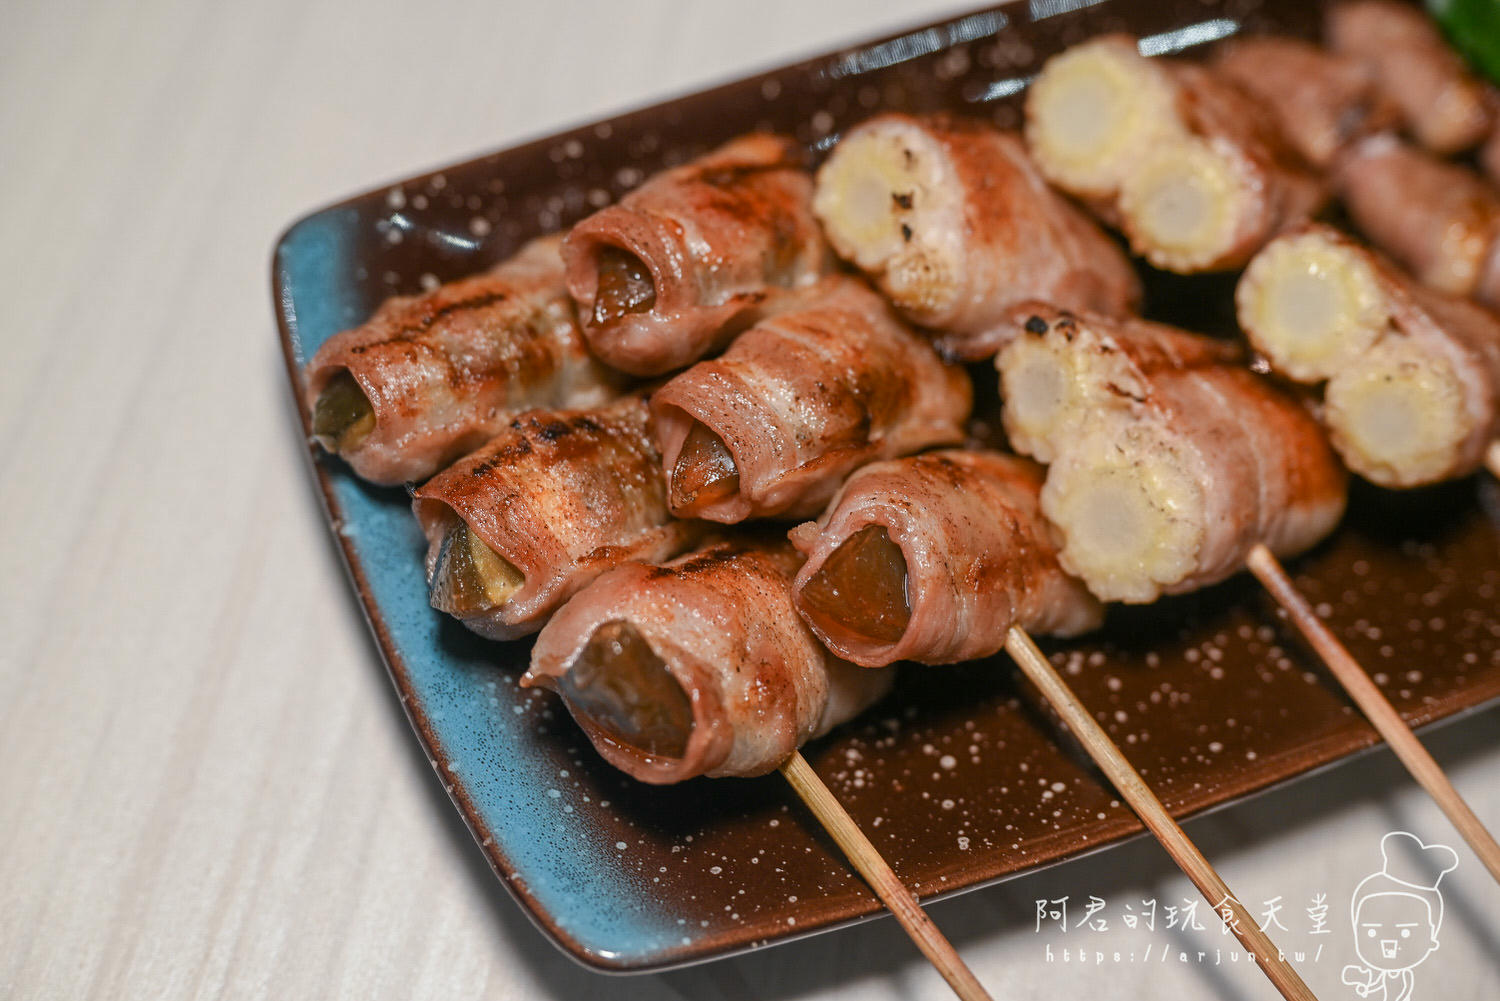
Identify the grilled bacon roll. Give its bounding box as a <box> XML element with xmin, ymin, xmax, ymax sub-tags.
<box><xmin>996</xmin><ymin>309</ymin><xmax>1346</xmax><ymax>604</ymax></box>
<box><xmin>1334</xmin><ymin>136</ymin><xmax>1500</xmax><ymax>309</ymax></box>
<box><xmin>522</xmin><ymin>537</ymin><xmax>894</xmax><ymax>784</ymax></box>
<box><xmin>1212</xmin><ymin>36</ymin><xmax>1398</xmax><ymax>169</ymax></box>
<box><xmin>1024</xmin><ymin>34</ymin><xmax>1324</xmax><ymax>273</ymax></box>
<box><xmin>562</xmin><ymin>134</ymin><xmax>827</xmax><ymax>377</ymax></box>
<box><xmin>651</xmin><ymin>276</ymin><xmax>972</xmax><ymax>523</ymax></box>
<box><xmin>1238</xmin><ymin>224</ymin><xmax>1500</xmax><ymax>488</ymax></box>
<box><xmin>997</xmin><ymin>303</ymin><xmax>1243</xmax><ymax>464</ymax></box>
<box><xmin>788</xmin><ymin>450</ymin><xmax>1102</xmax><ymax>668</ymax></box>
<box><xmin>812</xmin><ymin>113</ymin><xmax>1139</xmax><ymax>360</ymax></box>
<box><xmin>1327</xmin><ymin>0</ymin><xmax>1493</xmax><ymax>155</ymax></box>
<box><xmin>411</xmin><ymin>396</ymin><xmax>702</xmax><ymax>640</ymax></box>
<box><xmin>303</xmin><ymin>235</ymin><xmax>619</xmax><ymax>486</ymax></box>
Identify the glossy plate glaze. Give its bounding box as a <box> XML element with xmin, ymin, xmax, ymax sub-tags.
<box><xmin>272</xmin><ymin>0</ymin><xmax>1500</xmax><ymax>973</ymax></box>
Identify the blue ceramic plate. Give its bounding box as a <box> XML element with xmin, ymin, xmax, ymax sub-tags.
<box><xmin>273</xmin><ymin>0</ymin><xmax>1500</xmax><ymax>973</ymax></box>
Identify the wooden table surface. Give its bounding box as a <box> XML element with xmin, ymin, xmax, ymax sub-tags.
<box><xmin>4</xmin><ymin>1</ymin><xmax>1499</xmax><ymax>998</ymax></box>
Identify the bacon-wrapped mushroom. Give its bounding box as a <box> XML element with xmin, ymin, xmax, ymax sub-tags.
<box><xmin>562</xmin><ymin>134</ymin><xmax>828</xmax><ymax>376</ymax></box>
<box><xmin>1334</xmin><ymin>136</ymin><xmax>1500</xmax><ymax>309</ymax></box>
<box><xmin>412</xmin><ymin>396</ymin><xmax>702</xmax><ymax>639</ymax></box>
<box><xmin>997</xmin><ymin>309</ymin><xmax>1346</xmax><ymax>604</ymax></box>
<box><xmin>1327</xmin><ymin>0</ymin><xmax>1493</xmax><ymax>155</ymax></box>
<box><xmin>651</xmin><ymin>276</ymin><xmax>971</xmax><ymax>523</ymax></box>
<box><xmin>522</xmin><ymin>538</ymin><xmax>894</xmax><ymax>784</ymax></box>
<box><xmin>1024</xmin><ymin>34</ymin><xmax>1323</xmax><ymax>273</ymax></box>
<box><xmin>812</xmin><ymin>113</ymin><xmax>1139</xmax><ymax>360</ymax></box>
<box><xmin>304</xmin><ymin>235</ymin><xmax>620</xmax><ymax>485</ymax></box>
<box><xmin>789</xmin><ymin>450</ymin><xmax>1102</xmax><ymax>667</ymax></box>
<box><xmin>1238</xmin><ymin>224</ymin><xmax>1500</xmax><ymax>488</ymax></box>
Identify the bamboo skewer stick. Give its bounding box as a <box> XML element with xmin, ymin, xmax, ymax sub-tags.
<box><xmin>1247</xmin><ymin>543</ymin><xmax>1500</xmax><ymax>884</ymax></box>
<box><xmin>1003</xmin><ymin>626</ymin><xmax>1319</xmax><ymax>1001</ymax></box>
<box><xmin>780</xmin><ymin>751</ymin><xmax>994</xmax><ymax>1001</ymax></box>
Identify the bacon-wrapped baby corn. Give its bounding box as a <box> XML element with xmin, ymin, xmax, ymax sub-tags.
<box><xmin>996</xmin><ymin>308</ymin><xmax>1347</xmax><ymax>604</ymax></box>
<box><xmin>811</xmin><ymin>113</ymin><xmax>1139</xmax><ymax>360</ymax></box>
<box><xmin>1212</xmin><ymin>36</ymin><xmax>1398</xmax><ymax>169</ymax></box>
<box><xmin>788</xmin><ymin>450</ymin><xmax>1102</xmax><ymax>667</ymax></box>
<box><xmin>1023</xmin><ymin>34</ymin><xmax>1323</xmax><ymax>273</ymax></box>
<box><xmin>411</xmin><ymin>396</ymin><xmax>702</xmax><ymax>640</ymax></box>
<box><xmin>1334</xmin><ymin>136</ymin><xmax>1500</xmax><ymax>309</ymax></box>
<box><xmin>522</xmin><ymin>537</ymin><xmax>895</xmax><ymax>784</ymax></box>
<box><xmin>1327</xmin><ymin>0</ymin><xmax>1493</xmax><ymax>155</ymax></box>
<box><xmin>651</xmin><ymin>276</ymin><xmax>971</xmax><ymax>523</ymax></box>
<box><xmin>1237</xmin><ymin>224</ymin><xmax>1500</xmax><ymax>488</ymax></box>
<box><xmin>304</xmin><ymin>235</ymin><xmax>620</xmax><ymax>485</ymax></box>
<box><xmin>562</xmin><ymin>134</ymin><xmax>828</xmax><ymax>376</ymax></box>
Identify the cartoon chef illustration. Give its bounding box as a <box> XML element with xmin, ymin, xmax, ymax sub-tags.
<box><xmin>1341</xmin><ymin>831</ymin><xmax>1459</xmax><ymax>1001</ymax></box>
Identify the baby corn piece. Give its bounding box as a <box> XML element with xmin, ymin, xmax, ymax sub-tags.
<box><xmin>1236</xmin><ymin>227</ymin><xmax>1391</xmax><ymax>382</ymax></box>
<box><xmin>1117</xmin><ymin>136</ymin><xmax>1254</xmax><ymax>273</ymax></box>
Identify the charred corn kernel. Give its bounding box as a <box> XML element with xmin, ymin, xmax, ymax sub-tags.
<box><xmin>1119</xmin><ymin>137</ymin><xmax>1249</xmax><ymax>272</ymax></box>
<box><xmin>558</xmin><ymin>620</ymin><xmax>693</xmax><ymax>758</ymax></box>
<box><xmin>429</xmin><ymin>520</ymin><xmax>525</xmax><ymax>616</ymax></box>
<box><xmin>1041</xmin><ymin>422</ymin><xmax>1204</xmax><ymax>604</ymax></box>
<box><xmin>812</xmin><ymin>120</ymin><xmax>962</xmax><ymax>320</ymax></box>
<box><xmin>798</xmin><ymin>525</ymin><xmax>912</xmax><ymax>645</ymax></box>
<box><xmin>1025</xmin><ymin>37</ymin><xmax>1181</xmax><ymax>198</ymax></box>
<box><xmin>669</xmin><ymin>421</ymin><xmax>740</xmax><ymax>513</ymax></box>
<box><xmin>1237</xmin><ymin>231</ymin><xmax>1390</xmax><ymax>382</ymax></box>
<box><xmin>1325</xmin><ymin>338</ymin><xmax>1475</xmax><ymax>488</ymax></box>
<box><xmin>312</xmin><ymin>370</ymin><xmax>376</xmax><ymax>453</ymax></box>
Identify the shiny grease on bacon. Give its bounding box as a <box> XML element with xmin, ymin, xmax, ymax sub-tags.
<box><xmin>522</xmin><ymin>538</ymin><xmax>894</xmax><ymax>784</ymax></box>
<box><xmin>412</xmin><ymin>396</ymin><xmax>702</xmax><ymax>640</ymax></box>
<box><xmin>304</xmin><ymin>235</ymin><xmax>619</xmax><ymax>485</ymax></box>
<box><xmin>1239</xmin><ymin>224</ymin><xmax>1500</xmax><ymax>488</ymax></box>
<box><xmin>651</xmin><ymin>276</ymin><xmax>972</xmax><ymax>523</ymax></box>
<box><xmin>1024</xmin><ymin>34</ymin><xmax>1323</xmax><ymax>273</ymax></box>
<box><xmin>812</xmin><ymin>113</ymin><xmax>1139</xmax><ymax>360</ymax></box>
<box><xmin>789</xmin><ymin>450</ymin><xmax>1102</xmax><ymax>667</ymax></box>
<box><xmin>997</xmin><ymin>309</ymin><xmax>1346</xmax><ymax>604</ymax></box>
<box><xmin>562</xmin><ymin>133</ymin><xmax>827</xmax><ymax>376</ymax></box>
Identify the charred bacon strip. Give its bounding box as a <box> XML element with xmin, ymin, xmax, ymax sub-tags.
<box><xmin>523</xmin><ymin>537</ymin><xmax>894</xmax><ymax>784</ymax></box>
<box><xmin>789</xmin><ymin>450</ymin><xmax>1102</xmax><ymax>667</ymax></box>
<box><xmin>412</xmin><ymin>396</ymin><xmax>702</xmax><ymax>640</ymax></box>
<box><xmin>651</xmin><ymin>277</ymin><xmax>971</xmax><ymax>523</ymax></box>
<box><xmin>813</xmin><ymin>113</ymin><xmax>1139</xmax><ymax>360</ymax></box>
<box><xmin>562</xmin><ymin>134</ymin><xmax>827</xmax><ymax>376</ymax></box>
<box><xmin>304</xmin><ymin>235</ymin><xmax>619</xmax><ymax>485</ymax></box>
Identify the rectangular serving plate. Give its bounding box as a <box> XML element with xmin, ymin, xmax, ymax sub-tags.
<box><xmin>272</xmin><ymin>0</ymin><xmax>1500</xmax><ymax>973</ymax></box>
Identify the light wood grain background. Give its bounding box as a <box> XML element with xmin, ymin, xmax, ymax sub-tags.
<box><xmin>3</xmin><ymin>1</ymin><xmax>1499</xmax><ymax>998</ymax></box>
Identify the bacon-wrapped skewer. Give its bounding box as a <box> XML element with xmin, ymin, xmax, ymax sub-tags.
<box><xmin>1211</xmin><ymin>36</ymin><xmax>1399</xmax><ymax>169</ymax></box>
<box><xmin>1237</xmin><ymin>223</ymin><xmax>1500</xmax><ymax>488</ymax></box>
<box><xmin>995</xmin><ymin>306</ymin><xmax>1346</xmax><ymax>604</ymax></box>
<box><xmin>522</xmin><ymin>535</ymin><xmax>992</xmax><ymax>999</ymax></box>
<box><xmin>789</xmin><ymin>450</ymin><xmax>1102</xmax><ymax>667</ymax></box>
<box><xmin>1334</xmin><ymin>136</ymin><xmax>1500</xmax><ymax>310</ymax></box>
<box><xmin>303</xmin><ymin>235</ymin><xmax>620</xmax><ymax>485</ymax></box>
<box><xmin>1326</xmin><ymin>0</ymin><xmax>1493</xmax><ymax>155</ymax></box>
<box><xmin>1023</xmin><ymin>35</ymin><xmax>1323</xmax><ymax>273</ymax></box>
<box><xmin>651</xmin><ymin>276</ymin><xmax>971</xmax><ymax>523</ymax></box>
<box><xmin>1000</xmin><ymin>300</ymin><xmax>1500</xmax><ymax>884</ymax></box>
<box><xmin>562</xmin><ymin>134</ymin><xmax>828</xmax><ymax>376</ymax></box>
<box><xmin>412</xmin><ymin>396</ymin><xmax>702</xmax><ymax>640</ymax></box>
<box><xmin>811</xmin><ymin>113</ymin><xmax>1139</xmax><ymax>360</ymax></box>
